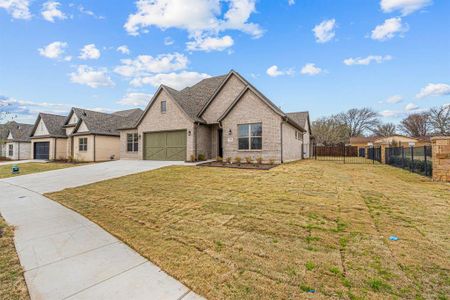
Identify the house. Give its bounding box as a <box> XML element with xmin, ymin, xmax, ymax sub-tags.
<box><xmin>286</xmin><ymin>111</ymin><xmax>313</xmax><ymax>158</ymax></box>
<box><xmin>118</xmin><ymin>70</ymin><xmax>307</xmax><ymax>163</ymax></box>
<box><xmin>3</xmin><ymin>122</ymin><xmax>34</xmax><ymax>160</ymax></box>
<box><xmin>350</xmin><ymin>135</ymin><xmax>431</xmax><ymax>157</ymax></box>
<box><xmin>29</xmin><ymin>108</ymin><xmax>142</xmax><ymax>161</ymax></box>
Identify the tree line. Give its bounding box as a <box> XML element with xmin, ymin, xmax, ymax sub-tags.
<box><xmin>311</xmin><ymin>105</ymin><xmax>449</xmax><ymax>145</ymax></box>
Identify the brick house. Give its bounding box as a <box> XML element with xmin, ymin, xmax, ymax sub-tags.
<box><xmin>119</xmin><ymin>70</ymin><xmax>309</xmax><ymax>163</ymax></box>
<box><xmin>2</xmin><ymin>122</ymin><xmax>33</xmax><ymax>160</ymax></box>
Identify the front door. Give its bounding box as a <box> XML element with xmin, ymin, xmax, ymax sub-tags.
<box><xmin>218</xmin><ymin>129</ymin><xmax>223</xmax><ymax>158</ymax></box>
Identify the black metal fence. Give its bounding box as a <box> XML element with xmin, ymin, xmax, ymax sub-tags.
<box><xmin>385</xmin><ymin>146</ymin><xmax>432</xmax><ymax>177</ymax></box>
<box><xmin>314</xmin><ymin>145</ymin><xmax>381</xmax><ymax>164</ymax></box>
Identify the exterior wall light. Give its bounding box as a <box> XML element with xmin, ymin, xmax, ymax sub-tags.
<box><xmin>188</xmin><ymin>130</ymin><xmax>191</xmax><ymax>136</ymax></box>
<box><xmin>228</xmin><ymin>129</ymin><xmax>232</xmax><ymax>135</ymax></box>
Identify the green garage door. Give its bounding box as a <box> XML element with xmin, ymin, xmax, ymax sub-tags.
<box><xmin>144</xmin><ymin>130</ymin><xmax>187</xmax><ymax>161</ymax></box>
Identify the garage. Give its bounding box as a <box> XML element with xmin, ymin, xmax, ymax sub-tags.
<box><xmin>144</xmin><ymin>130</ymin><xmax>186</xmax><ymax>161</ymax></box>
<box><xmin>34</xmin><ymin>142</ymin><xmax>50</xmax><ymax>160</ymax></box>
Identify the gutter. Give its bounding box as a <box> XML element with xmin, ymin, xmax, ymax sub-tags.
<box><xmin>280</xmin><ymin>121</ymin><xmax>283</xmax><ymax>163</ymax></box>
<box><xmin>194</xmin><ymin>123</ymin><xmax>198</xmax><ymax>161</ymax></box>
<box><xmin>93</xmin><ymin>135</ymin><xmax>96</xmax><ymax>162</ymax></box>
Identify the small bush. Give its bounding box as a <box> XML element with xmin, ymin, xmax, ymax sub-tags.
<box><xmin>198</xmin><ymin>154</ymin><xmax>206</xmax><ymax>161</ymax></box>
<box><xmin>256</xmin><ymin>156</ymin><xmax>263</xmax><ymax>165</ymax></box>
<box><xmin>234</xmin><ymin>156</ymin><xmax>241</xmax><ymax>164</ymax></box>
<box><xmin>226</xmin><ymin>157</ymin><xmax>232</xmax><ymax>164</ymax></box>
<box><xmin>216</xmin><ymin>156</ymin><xmax>223</xmax><ymax>162</ymax></box>
<box><xmin>269</xmin><ymin>159</ymin><xmax>275</xmax><ymax>165</ymax></box>
<box><xmin>190</xmin><ymin>154</ymin><xmax>196</xmax><ymax>162</ymax></box>
<box><xmin>245</xmin><ymin>156</ymin><xmax>252</xmax><ymax>164</ymax></box>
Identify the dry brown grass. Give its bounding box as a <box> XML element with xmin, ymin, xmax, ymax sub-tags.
<box><xmin>46</xmin><ymin>161</ymin><xmax>450</xmax><ymax>299</ymax></box>
<box><xmin>0</xmin><ymin>162</ymin><xmax>80</xmax><ymax>179</ymax></box>
<box><xmin>0</xmin><ymin>216</ymin><xmax>29</xmax><ymax>300</ymax></box>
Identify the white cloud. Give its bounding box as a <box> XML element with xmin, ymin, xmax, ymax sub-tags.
<box><xmin>76</xmin><ymin>4</ymin><xmax>104</xmax><ymax>19</ymax></box>
<box><xmin>117</xmin><ymin>45</ymin><xmax>130</xmax><ymax>55</ymax></box>
<box><xmin>416</xmin><ymin>83</ymin><xmax>450</xmax><ymax>99</ymax></box>
<box><xmin>41</xmin><ymin>1</ymin><xmax>66</xmax><ymax>22</ymax></box>
<box><xmin>405</xmin><ymin>102</ymin><xmax>419</xmax><ymax>111</ymax></box>
<box><xmin>0</xmin><ymin>95</ymin><xmax>71</xmax><ymax>117</ymax></box>
<box><xmin>0</xmin><ymin>0</ymin><xmax>31</xmax><ymax>19</ymax></box>
<box><xmin>266</xmin><ymin>65</ymin><xmax>294</xmax><ymax>77</ymax></box>
<box><xmin>300</xmin><ymin>63</ymin><xmax>322</xmax><ymax>76</ymax></box>
<box><xmin>38</xmin><ymin>41</ymin><xmax>70</xmax><ymax>60</ymax></box>
<box><xmin>130</xmin><ymin>71</ymin><xmax>210</xmax><ymax>90</ymax></box>
<box><xmin>117</xmin><ymin>92</ymin><xmax>152</xmax><ymax>106</ymax></box>
<box><xmin>164</xmin><ymin>37</ymin><xmax>174</xmax><ymax>46</ymax></box>
<box><xmin>371</xmin><ymin>17</ymin><xmax>408</xmax><ymax>41</ymax></box>
<box><xmin>313</xmin><ymin>19</ymin><xmax>336</xmax><ymax>43</ymax></box>
<box><xmin>379</xmin><ymin>110</ymin><xmax>403</xmax><ymax>118</ymax></box>
<box><xmin>380</xmin><ymin>0</ymin><xmax>432</xmax><ymax>15</ymax></box>
<box><xmin>288</xmin><ymin>0</ymin><xmax>295</xmax><ymax>5</ymax></box>
<box><xmin>69</xmin><ymin>65</ymin><xmax>114</xmax><ymax>88</ymax></box>
<box><xmin>114</xmin><ymin>53</ymin><xmax>188</xmax><ymax>78</ymax></box>
<box><xmin>344</xmin><ymin>55</ymin><xmax>392</xmax><ymax>66</ymax></box>
<box><xmin>385</xmin><ymin>95</ymin><xmax>403</xmax><ymax>104</ymax></box>
<box><xmin>124</xmin><ymin>0</ymin><xmax>263</xmax><ymax>50</ymax></box>
<box><xmin>186</xmin><ymin>35</ymin><xmax>234</xmax><ymax>52</ymax></box>
<box><xmin>79</xmin><ymin>44</ymin><xmax>101</xmax><ymax>60</ymax></box>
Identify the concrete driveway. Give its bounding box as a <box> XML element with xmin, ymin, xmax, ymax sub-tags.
<box><xmin>0</xmin><ymin>160</ymin><xmax>203</xmax><ymax>300</ymax></box>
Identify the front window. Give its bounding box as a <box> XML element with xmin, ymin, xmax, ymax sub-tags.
<box><xmin>238</xmin><ymin>123</ymin><xmax>262</xmax><ymax>150</ymax></box>
<box><xmin>79</xmin><ymin>138</ymin><xmax>88</xmax><ymax>152</ymax></box>
<box><xmin>127</xmin><ymin>133</ymin><xmax>138</xmax><ymax>152</ymax></box>
<box><xmin>8</xmin><ymin>144</ymin><xmax>13</xmax><ymax>156</ymax></box>
<box><xmin>161</xmin><ymin>100</ymin><xmax>167</xmax><ymax>113</ymax></box>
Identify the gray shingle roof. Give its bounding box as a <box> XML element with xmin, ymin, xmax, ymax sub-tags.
<box><xmin>163</xmin><ymin>75</ymin><xmax>227</xmax><ymax>122</ymax></box>
<box><xmin>286</xmin><ymin>112</ymin><xmax>309</xmax><ymax>128</ymax></box>
<box><xmin>5</xmin><ymin>122</ymin><xmax>34</xmax><ymax>142</ymax></box>
<box><xmin>72</xmin><ymin>108</ymin><xmax>143</xmax><ymax>136</ymax></box>
<box><xmin>38</xmin><ymin>113</ymin><xmax>67</xmax><ymax>137</ymax></box>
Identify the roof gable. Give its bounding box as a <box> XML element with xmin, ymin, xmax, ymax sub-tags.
<box><xmin>7</xmin><ymin>123</ymin><xmax>33</xmax><ymax>142</ymax></box>
<box><xmin>286</xmin><ymin>112</ymin><xmax>311</xmax><ymax>134</ymax></box>
<box><xmin>30</xmin><ymin>113</ymin><xmax>67</xmax><ymax>138</ymax></box>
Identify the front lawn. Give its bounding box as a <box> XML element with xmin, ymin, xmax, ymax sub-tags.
<box><xmin>46</xmin><ymin>161</ymin><xmax>450</xmax><ymax>299</ymax></box>
<box><xmin>0</xmin><ymin>162</ymin><xmax>80</xmax><ymax>179</ymax></box>
<box><xmin>0</xmin><ymin>216</ymin><xmax>29</xmax><ymax>300</ymax></box>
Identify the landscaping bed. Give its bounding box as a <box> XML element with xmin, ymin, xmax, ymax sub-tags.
<box><xmin>198</xmin><ymin>161</ymin><xmax>278</xmax><ymax>170</ymax></box>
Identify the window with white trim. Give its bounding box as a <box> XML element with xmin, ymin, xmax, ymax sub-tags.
<box><xmin>8</xmin><ymin>144</ymin><xmax>13</xmax><ymax>156</ymax></box>
<box><xmin>127</xmin><ymin>133</ymin><xmax>138</xmax><ymax>152</ymax></box>
<box><xmin>79</xmin><ymin>137</ymin><xmax>88</xmax><ymax>152</ymax></box>
<box><xmin>238</xmin><ymin>123</ymin><xmax>262</xmax><ymax>150</ymax></box>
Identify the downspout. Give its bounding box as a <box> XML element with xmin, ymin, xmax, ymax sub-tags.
<box><xmin>18</xmin><ymin>142</ymin><xmax>20</xmax><ymax>160</ymax></box>
<box><xmin>280</xmin><ymin>121</ymin><xmax>283</xmax><ymax>163</ymax></box>
<box><xmin>193</xmin><ymin>123</ymin><xmax>198</xmax><ymax>161</ymax></box>
<box><xmin>53</xmin><ymin>138</ymin><xmax>57</xmax><ymax>161</ymax></box>
<box><xmin>93</xmin><ymin>135</ymin><xmax>96</xmax><ymax>162</ymax></box>
<box><xmin>54</xmin><ymin>138</ymin><xmax>57</xmax><ymax>160</ymax></box>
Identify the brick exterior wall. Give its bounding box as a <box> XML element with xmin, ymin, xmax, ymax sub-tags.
<box><xmin>6</xmin><ymin>142</ymin><xmax>31</xmax><ymax>160</ymax></box>
<box><xmin>95</xmin><ymin>135</ymin><xmax>120</xmax><ymax>161</ymax></box>
<box><xmin>282</xmin><ymin>122</ymin><xmax>303</xmax><ymax>162</ymax></box>
<box><xmin>137</xmin><ymin>89</ymin><xmax>196</xmax><ymax>161</ymax></box>
<box><xmin>221</xmin><ymin>89</ymin><xmax>283</xmax><ymax>163</ymax></box>
<box><xmin>196</xmin><ymin>124</ymin><xmax>212</xmax><ymax>159</ymax></box>
<box><xmin>202</xmin><ymin>74</ymin><xmax>246</xmax><ymax>123</ymax></box>
<box><xmin>119</xmin><ymin>130</ymin><xmax>139</xmax><ymax>160</ymax></box>
<box><xmin>431</xmin><ymin>136</ymin><xmax>450</xmax><ymax>182</ymax></box>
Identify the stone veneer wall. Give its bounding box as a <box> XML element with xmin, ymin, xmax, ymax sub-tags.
<box><xmin>431</xmin><ymin>136</ymin><xmax>450</xmax><ymax>182</ymax></box>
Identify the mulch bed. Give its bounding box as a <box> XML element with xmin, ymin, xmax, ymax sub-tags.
<box><xmin>198</xmin><ymin>161</ymin><xmax>278</xmax><ymax>170</ymax></box>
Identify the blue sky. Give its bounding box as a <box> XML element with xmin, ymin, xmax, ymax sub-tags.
<box><xmin>1</xmin><ymin>0</ymin><xmax>449</xmax><ymax>124</ymax></box>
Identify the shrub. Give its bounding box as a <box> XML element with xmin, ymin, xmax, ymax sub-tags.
<box><xmin>216</xmin><ymin>156</ymin><xmax>223</xmax><ymax>162</ymax></box>
<box><xmin>234</xmin><ymin>156</ymin><xmax>241</xmax><ymax>164</ymax></box>
<box><xmin>198</xmin><ymin>154</ymin><xmax>206</xmax><ymax>161</ymax></box>
<box><xmin>245</xmin><ymin>156</ymin><xmax>252</xmax><ymax>164</ymax></box>
<box><xmin>190</xmin><ymin>154</ymin><xmax>196</xmax><ymax>162</ymax></box>
<box><xmin>256</xmin><ymin>157</ymin><xmax>263</xmax><ymax>165</ymax></box>
<box><xmin>269</xmin><ymin>159</ymin><xmax>275</xmax><ymax>165</ymax></box>
<box><xmin>226</xmin><ymin>157</ymin><xmax>232</xmax><ymax>164</ymax></box>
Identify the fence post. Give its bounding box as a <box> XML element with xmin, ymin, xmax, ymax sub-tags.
<box><xmin>314</xmin><ymin>145</ymin><xmax>317</xmax><ymax>160</ymax></box>
<box><xmin>372</xmin><ymin>147</ymin><xmax>375</xmax><ymax>164</ymax></box>
<box><xmin>410</xmin><ymin>146</ymin><xmax>414</xmax><ymax>172</ymax></box>
<box><xmin>424</xmin><ymin>146</ymin><xmax>428</xmax><ymax>176</ymax></box>
<box><xmin>402</xmin><ymin>146</ymin><xmax>405</xmax><ymax>169</ymax></box>
<box><xmin>343</xmin><ymin>145</ymin><xmax>346</xmax><ymax>164</ymax></box>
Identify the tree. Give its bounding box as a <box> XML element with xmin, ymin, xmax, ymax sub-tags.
<box><xmin>399</xmin><ymin>113</ymin><xmax>430</xmax><ymax>137</ymax></box>
<box><xmin>337</xmin><ymin>108</ymin><xmax>380</xmax><ymax>137</ymax></box>
<box><xmin>372</xmin><ymin>123</ymin><xmax>397</xmax><ymax>137</ymax></box>
<box><xmin>311</xmin><ymin>116</ymin><xmax>349</xmax><ymax>145</ymax></box>
<box><xmin>429</xmin><ymin>105</ymin><xmax>450</xmax><ymax>135</ymax></box>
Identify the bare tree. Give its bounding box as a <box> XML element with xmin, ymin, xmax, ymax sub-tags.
<box><xmin>372</xmin><ymin>123</ymin><xmax>397</xmax><ymax>137</ymax></box>
<box><xmin>399</xmin><ymin>113</ymin><xmax>430</xmax><ymax>137</ymax></box>
<box><xmin>337</xmin><ymin>108</ymin><xmax>380</xmax><ymax>137</ymax></box>
<box><xmin>429</xmin><ymin>105</ymin><xmax>450</xmax><ymax>135</ymax></box>
<box><xmin>311</xmin><ymin>116</ymin><xmax>349</xmax><ymax>145</ymax></box>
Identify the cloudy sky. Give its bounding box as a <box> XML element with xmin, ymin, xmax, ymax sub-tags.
<box><xmin>0</xmin><ymin>0</ymin><xmax>449</xmax><ymax>124</ymax></box>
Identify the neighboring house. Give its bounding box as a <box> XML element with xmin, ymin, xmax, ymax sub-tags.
<box><xmin>4</xmin><ymin>122</ymin><xmax>34</xmax><ymax>160</ymax></box>
<box><xmin>30</xmin><ymin>108</ymin><xmax>142</xmax><ymax>161</ymax></box>
<box><xmin>119</xmin><ymin>70</ymin><xmax>307</xmax><ymax>163</ymax></box>
<box><xmin>30</xmin><ymin>113</ymin><xmax>68</xmax><ymax>160</ymax></box>
<box><xmin>350</xmin><ymin>135</ymin><xmax>431</xmax><ymax>157</ymax></box>
<box><xmin>286</xmin><ymin>111</ymin><xmax>313</xmax><ymax>158</ymax></box>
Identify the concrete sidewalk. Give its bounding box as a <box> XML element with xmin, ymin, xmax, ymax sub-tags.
<box><xmin>0</xmin><ymin>160</ymin><xmax>203</xmax><ymax>300</ymax></box>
